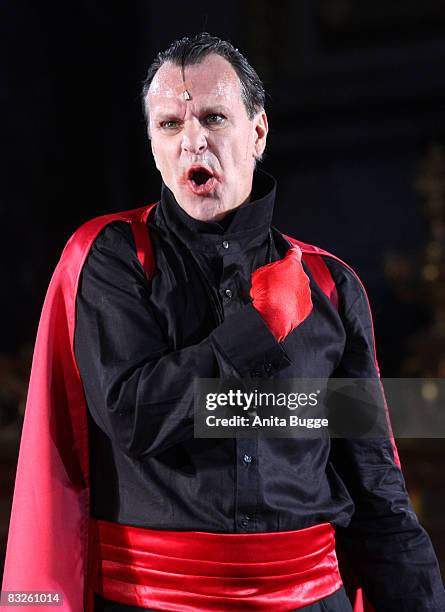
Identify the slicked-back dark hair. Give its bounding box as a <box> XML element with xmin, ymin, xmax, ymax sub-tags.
<box><xmin>141</xmin><ymin>32</ymin><xmax>265</xmax><ymax>129</ymax></box>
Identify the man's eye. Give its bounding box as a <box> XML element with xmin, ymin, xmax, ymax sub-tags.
<box><xmin>160</xmin><ymin>120</ymin><xmax>180</xmax><ymax>129</ymax></box>
<box><xmin>205</xmin><ymin>114</ymin><xmax>226</xmax><ymax>125</ymax></box>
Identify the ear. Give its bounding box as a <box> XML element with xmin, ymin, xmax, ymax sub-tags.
<box><xmin>253</xmin><ymin>110</ymin><xmax>268</xmax><ymax>159</ymax></box>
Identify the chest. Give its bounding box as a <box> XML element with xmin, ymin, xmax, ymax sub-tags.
<box><xmin>148</xmin><ymin>235</ymin><xmax>346</xmax><ymax>377</ymax></box>
<box><xmin>149</xmin><ymin>235</ymin><xmax>271</xmax><ymax>344</ymax></box>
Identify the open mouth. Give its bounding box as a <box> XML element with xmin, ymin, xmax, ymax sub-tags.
<box><xmin>185</xmin><ymin>165</ymin><xmax>217</xmax><ymax>195</ymax></box>
<box><xmin>187</xmin><ymin>166</ymin><xmax>214</xmax><ymax>185</ymax></box>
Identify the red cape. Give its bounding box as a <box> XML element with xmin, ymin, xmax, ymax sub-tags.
<box><xmin>2</xmin><ymin>203</ymin><xmax>393</xmax><ymax>610</ymax></box>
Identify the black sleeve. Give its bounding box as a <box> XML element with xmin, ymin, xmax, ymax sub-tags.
<box><xmin>327</xmin><ymin>258</ymin><xmax>445</xmax><ymax>611</ymax></box>
<box><xmin>74</xmin><ymin>222</ymin><xmax>288</xmax><ymax>459</ymax></box>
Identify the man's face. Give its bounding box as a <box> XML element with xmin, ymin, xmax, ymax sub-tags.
<box><xmin>146</xmin><ymin>54</ymin><xmax>268</xmax><ymax>222</ymax></box>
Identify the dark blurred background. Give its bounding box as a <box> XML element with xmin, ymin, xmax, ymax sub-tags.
<box><xmin>1</xmin><ymin>0</ymin><xmax>445</xmax><ymax>582</ymax></box>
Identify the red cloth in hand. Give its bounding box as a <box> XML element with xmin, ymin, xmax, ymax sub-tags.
<box><xmin>250</xmin><ymin>246</ymin><xmax>313</xmax><ymax>342</ymax></box>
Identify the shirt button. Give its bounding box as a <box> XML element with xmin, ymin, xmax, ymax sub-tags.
<box><xmin>222</xmin><ymin>240</ymin><xmax>229</xmax><ymax>249</ymax></box>
<box><xmin>243</xmin><ymin>454</ymin><xmax>253</xmax><ymax>464</ymax></box>
<box><xmin>225</xmin><ymin>289</ymin><xmax>233</xmax><ymax>298</ymax></box>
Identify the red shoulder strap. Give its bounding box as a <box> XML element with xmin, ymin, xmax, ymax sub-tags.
<box><xmin>130</xmin><ymin>214</ymin><xmax>156</xmax><ymax>280</ymax></box>
<box><xmin>284</xmin><ymin>234</ymin><xmax>339</xmax><ymax>309</ymax></box>
<box><xmin>126</xmin><ymin>204</ymin><xmax>156</xmax><ymax>280</ymax></box>
<box><xmin>302</xmin><ymin>252</ymin><xmax>339</xmax><ymax>310</ymax></box>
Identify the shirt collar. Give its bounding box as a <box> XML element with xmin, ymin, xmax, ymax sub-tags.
<box><xmin>154</xmin><ymin>168</ymin><xmax>277</xmax><ymax>252</ymax></box>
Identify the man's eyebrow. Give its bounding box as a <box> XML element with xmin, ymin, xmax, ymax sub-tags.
<box><xmin>152</xmin><ymin>109</ymin><xmax>182</xmax><ymax>121</ymax></box>
<box><xmin>199</xmin><ymin>105</ymin><xmax>231</xmax><ymax>115</ymax></box>
<box><xmin>152</xmin><ymin>104</ymin><xmax>231</xmax><ymax>122</ymax></box>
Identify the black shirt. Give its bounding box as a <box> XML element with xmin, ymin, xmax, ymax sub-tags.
<box><xmin>74</xmin><ymin>169</ymin><xmax>445</xmax><ymax>610</ymax></box>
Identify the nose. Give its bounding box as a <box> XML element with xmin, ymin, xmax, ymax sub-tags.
<box><xmin>181</xmin><ymin>119</ymin><xmax>207</xmax><ymax>155</ymax></box>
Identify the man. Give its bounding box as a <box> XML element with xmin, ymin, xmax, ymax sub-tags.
<box><xmin>2</xmin><ymin>33</ymin><xmax>445</xmax><ymax>612</ymax></box>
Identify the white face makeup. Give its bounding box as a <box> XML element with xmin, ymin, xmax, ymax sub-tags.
<box><xmin>146</xmin><ymin>54</ymin><xmax>268</xmax><ymax>222</ymax></box>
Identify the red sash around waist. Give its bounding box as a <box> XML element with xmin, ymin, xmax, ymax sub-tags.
<box><xmin>88</xmin><ymin>519</ymin><xmax>343</xmax><ymax>611</ymax></box>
